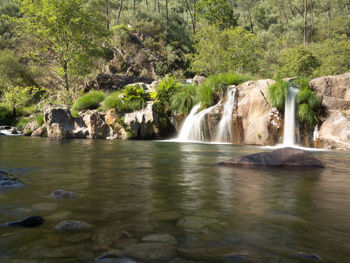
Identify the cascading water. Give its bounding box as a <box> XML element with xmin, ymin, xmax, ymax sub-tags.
<box><xmin>177</xmin><ymin>101</ymin><xmax>221</xmax><ymax>142</ymax></box>
<box><xmin>215</xmin><ymin>87</ymin><xmax>237</xmax><ymax>142</ymax></box>
<box><xmin>282</xmin><ymin>86</ymin><xmax>299</xmax><ymax>146</ymax></box>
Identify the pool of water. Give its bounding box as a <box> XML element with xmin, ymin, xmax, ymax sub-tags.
<box><xmin>0</xmin><ymin>137</ymin><xmax>350</xmax><ymax>262</ymax></box>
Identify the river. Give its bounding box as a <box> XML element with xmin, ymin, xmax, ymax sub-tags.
<box><xmin>0</xmin><ymin>136</ymin><xmax>350</xmax><ymax>262</ymax></box>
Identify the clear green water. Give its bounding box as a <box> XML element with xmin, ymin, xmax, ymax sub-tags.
<box><xmin>0</xmin><ymin>137</ymin><xmax>350</xmax><ymax>262</ymax></box>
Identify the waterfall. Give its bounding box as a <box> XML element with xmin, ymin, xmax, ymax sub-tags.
<box><xmin>282</xmin><ymin>86</ymin><xmax>299</xmax><ymax>146</ymax></box>
<box><xmin>216</xmin><ymin>87</ymin><xmax>237</xmax><ymax>142</ymax></box>
<box><xmin>177</xmin><ymin>101</ymin><xmax>220</xmax><ymax>142</ymax></box>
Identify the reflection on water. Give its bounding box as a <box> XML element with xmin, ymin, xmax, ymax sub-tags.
<box><xmin>0</xmin><ymin>137</ymin><xmax>350</xmax><ymax>262</ymax></box>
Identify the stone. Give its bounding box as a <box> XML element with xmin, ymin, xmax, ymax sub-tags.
<box><xmin>176</xmin><ymin>216</ymin><xmax>218</xmax><ymax>230</ymax></box>
<box><xmin>124</xmin><ymin>102</ymin><xmax>160</xmax><ymax>139</ymax></box>
<box><xmin>55</xmin><ymin>220</ymin><xmax>92</xmax><ymax>231</ymax></box>
<box><xmin>81</xmin><ymin>110</ymin><xmax>111</xmax><ymax>139</ymax></box>
<box><xmin>318</xmin><ymin>110</ymin><xmax>350</xmax><ymax>149</ymax></box>
<box><xmin>39</xmin><ymin>245</ymin><xmax>85</xmax><ymax>258</ymax></box>
<box><xmin>50</xmin><ymin>189</ymin><xmax>77</xmax><ymax>200</ymax></box>
<box><xmin>23</xmin><ymin>121</ymin><xmax>38</xmax><ymax>136</ymax></box>
<box><xmin>31</xmin><ymin>125</ymin><xmax>47</xmax><ymax>137</ymax></box>
<box><xmin>124</xmin><ymin>242</ymin><xmax>175</xmax><ymax>261</ymax></box>
<box><xmin>142</xmin><ymin>233</ymin><xmax>177</xmax><ymax>245</ymax></box>
<box><xmin>217</xmin><ymin>147</ymin><xmax>324</xmax><ymax>168</ymax></box>
<box><xmin>94</xmin><ymin>249</ymin><xmax>127</xmax><ymax>263</ymax></box>
<box><xmin>0</xmin><ymin>171</ymin><xmax>23</xmax><ymax>188</ymax></box>
<box><xmin>296</xmin><ymin>252</ymin><xmax>321</xmax><ymax>261</ymax></box>
<box><xmin>105</xmin><ymin>109</ymin><xmax>127</xmax><ymax>140</ymax></box>
<box><xmin>236</xmin><ymin>79</ymin><xmax>281</xmax><ymax>145</ymax></box>
<box><xmin>65</xmin><ymin>233</ymin><xmax>91</xmax><ymax>243</ymax></box>
<box><xmin>4</xmin><ymin>216</ymin><xmax>44</xmax><ymax>227</ymax></box>
<box><xmin>44</xmin><ymin>106</ymin><xmax>88</xmax><ymax>139</ymax></box>
<box><xmin>193</xmin><ymin>76</ymin><xmax>206</xmax><ymax>85</ymax></box>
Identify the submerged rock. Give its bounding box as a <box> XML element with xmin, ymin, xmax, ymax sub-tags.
<box><xmin>50</xmin><ymin>189</ymin><xmax>77</xmax><ymax>200</ymax></box>
<box><xmin>296</xmin><ymin>252</ymin><xmax>321</xmax><ymax>261</ymax></box>
<box><xmin>4</xmin><ymin>216</ymin><xmax>44</xmax><ymax>227</ymax></box>
<box><xmin>124</xmin><ymin>242</ymin><xmax>175</xmax><ymax>261</ymax></box>
<box><xmin>0</xmin><ymin>171</ymin><xmax>23</xmax><ymax>188</ymax></box>
<box><xmin>55</xmin><ymin>220</ymin><xmax>92</xmax><ymax>231</ymax></box>
<box><xmin>176</xmin><ymin>216</ymin><xmax>218</xmax><ymax>230</ymax></box>
<box><xmin>217</xmin><ymin>147</ymin><xmax>324</xmax><ymax>168</ymax></box>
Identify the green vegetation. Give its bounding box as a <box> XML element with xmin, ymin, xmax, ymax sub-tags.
<box><xmin>170</xmin><ymin>84</ymin><xmax>197</xmax><ymax>115</ymax></box>
<box><xmin>267</xmin><ymin>80</ymin><xmax>288</xmax><ymax>112</ymax></box>
<box><xmin>71</xmin><ymin>91</ymin><xmax>105</xmax><ymax>116</ymax></box>
<box><xmin>1</xmin><ymin>86</ymin><xmax>38</xmax><ymax>116</ymax></box>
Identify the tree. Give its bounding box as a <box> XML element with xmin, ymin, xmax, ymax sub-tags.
<box><xmin>1</xmin><ymin>86</ymin><xmax>38</xmax><ymax>116</ymax></box>
<box><xmin>277</xmin><ymin>46</ymin><xmax>320</xmax><ymax>77</ymax></box>
<box><xmin>197</xmin><ymin>0</ymin><xmax>237</xmax><ymax>29</ymax></box>
<box><xmin>18</xmin><ymin>0</ymin><xmax>109</xmax><ymax>92</ymax></box>
<box><xmin>191</xmin><ymin>25</ymin><xmax>262</xmax><ymax>75</ymax></box>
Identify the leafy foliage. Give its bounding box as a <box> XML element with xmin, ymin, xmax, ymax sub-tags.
<box><xmin>278</xmin><ymin>46</ymin><xmax>320</xmax><ymax>77</ymax></box>
<box><xmin>0</xmin><ymin>103</ymin><xmax>14</xmax><ymax>125</ymax></box>
<box><xmin>1</xmin><ymin>86</ymin><xmax>38</xmax><ymax>115</ymax></box>
<box><xmin>71</xmin><ymin>91</ymin><xmax>105</xmax><ymax>116</ymax></box>
<box><xmin>191</xmin><ymin>25</ymin><xmax>262</xmax><ymax>75</ymax></box>
<box><xmin>297</xmin><ymin>103</ymin><xmax>319</xmax><ymax>127</ymax></box>
<box><xmin>267</xmin><ymin>80</ymin><xmax>288</xmax><ymax>112</ymax></box>
<box><xmin>170</xmin><ymin>84</ymin><xmax>197</xmax><ymax>115</ymax></box>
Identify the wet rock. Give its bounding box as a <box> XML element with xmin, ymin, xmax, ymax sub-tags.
<box><xmin>4</xmin><ymin>216</ymin><xmax>44</xmax><ymax>227</ymax></box>
<box><xmin>0</xmin><ymin>171</ymin><xmax>23</xmax><ymax>188</ymax></box>
<box><xmin>296</xmin><ymin>252</ymin><xmax>321</xmax><ymax>261</ymax></box>
<box><xmin>217</xmin><ymin>147</ymin><xmax>325</xmax><ymax>168</ymax></box>
<box><xmin>81</xmin><ymin>110</ymin><xmax>111</xmax><ymax>139</ymax></box>
<box><xmin>23</xmin><ymin>121</ymin><xmax>38</xmax><ymax>136</ymax></box>
<box><xmin>65</xmin><ymin>233</ymin><xmax>91</xmax><ymax>243</ymax></box>
<box><xmin>50</xmin><ymin>189</ymin><xmax>77</xmax><ymax>200</ymax></box>
<box><xmin>55</xmin><ymin>220</ymin><xmax>92</xmax><ymax>231</ymax></box>
<box><xmin>31</xmin><ymin>125</ymin><xmax>47</xmax><ymax>137</ymax></box>
<box><xmin>142</xmin><ymin>233</ymin><xmax>177</xmax><ymax>245</ymax></box>
<box><xmin>124</xmin><ymin>242</ymin><xmax>175</xmax><ymax>261</ymax></box>
<box><xmin>31</xmin><ymin>202</ymin><xmax>58</xmax><ymax>212</ymax></box>
<box><xmin>176</xmin><ymin>216</ymin><xmax>218</xmax><ymax>230</ymax></box>
<box><xmin>94</xmin><ymin>249</ymin><xmax>127</xmax><ymax>263</ymax></box>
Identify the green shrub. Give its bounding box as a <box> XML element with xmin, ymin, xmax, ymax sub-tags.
<box><xmin>35</xmin><ymin>113</ymin><xmax>44</xmax><ymax>127</ymax></box>
<box><xmin>102</xmin><ymin>91</ymin><xmax>124</xmax><ymax>111</ymax></box>
<box><xmin>71</xmin><ymin>91</ymin><xmax>105</xmax><ymax>116</ymax></box>
<box><xmin>154</xmin><ymin>76</ymin><xmax>181</xmax><ymax>106</ymax></box>
<box><xmin>267</xmin><ymin>80</ymin><xmax>288</xmax><ymax>111</ymax></box>
<box><xmin>298</xmin><ymin>103</ymin><xmax>319</xmax><ymax>126</ymax></box>
<box><xmin>170</xmin><ymin>84</ymin><xmax>198</xmax><ymax>115</ymax></box>
<box><xmin>16</xmin><ymin>117</ymin><xmax>30</xmax><ymax>131</ymax></box>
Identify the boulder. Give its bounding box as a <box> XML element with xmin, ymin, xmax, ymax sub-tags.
<box><xmin>31</xmin><ymin>125</ymin><xmax>47</xmax><ymax>137</ymax></box>
<box><xmin>310</xmin><ymin>73</ymin><xmax>350</xmax><ymax>110</ymax></box>
<box><xmin>217</xmin><ymin>147</ymin><xmax>324</xmax><ymax>168</ymax></box>
<box><xmin>44</xmin><ymin>106</ymin><xmax>88</xmax><ymax>139</ymax></box>
<box><xmin>23</xmin><ymin>121</ymin><xmax>38</xmax><ymax>136</ymax></box>
<box><xmin>236</xmin><ymin>79</ymin><xmax>282</xmax><ymax>145</ymax></box>
<box><xmin>105</xmin><ymin>109</ymin><xmax>128</xmax><ymax>140</ymax></box>
<box><xmin>193</xmin><ymin>76</ymin><xmax>206</xmax><ymax>85</ymax></box>
<box><xmin>142</xmin><ymin>233</ymin><xmax>177</xmax><ymax>245</ymax></box>
<box><xmin>124</xmin><ymin>102</ymin><xmax>160</xmax><ymax>139</ymax></box>
<box><xmin>318</xmin><ymin>110</ymin><xmax>350</xmax><ymax>149</ymax></box>
<box><xmin>55</xmin><ymin>220</ymin><xmax>92</xmax><ymax>231</ymax></box>
<box><xmin>81</xmin><ymin>110</ymin><xmax>111</xmax><ymax>139</ymax></box>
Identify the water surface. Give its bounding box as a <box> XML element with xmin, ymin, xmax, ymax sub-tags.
<box><xmin>0</xmin><ymin>137</ymin><xmax>350</xmax><ymax>262</ymax></box>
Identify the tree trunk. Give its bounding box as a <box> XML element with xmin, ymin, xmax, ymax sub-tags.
<box><xmin>133</xmin><ymin>0</ymin><xmax>136</xmax><ymax>11</ymax></box>
<box><xmin>63</xmin><ymin>60</ymin><xmax>69</xmax><ymax>91</ymax></box>
<box><xmin>304</xmin><ymin>0</ymin><xmax>307</xmax><ymax>45</ymax></box>
<box><xmin>117</xmin><ymin>0</ymin><xmax>123</xmax><ymax>22</ymax></box>
<box><xmin>158</xmin><ymin>0</ymin><xmax>160</xmax><ymax>14</ymax></box>
<box><xmin>154</xmin><ymin>0</ymin><xmax>156</xmax><ymax>12</ymax></box>
<box><xmin>166</xmin><ymin>0</ymin><xmax>169</xmax><ymax>25</ymax></box>
<box><xmin>105</xmin><ymin>0</ymin><xmax>109</xmax><ymax>29</ymax></box>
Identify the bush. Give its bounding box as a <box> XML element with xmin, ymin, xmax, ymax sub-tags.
<box><xmin>170</xmin><ymin>84</ymin><xmax>198</xmax><ymax>115</ymax></box>
<box><xmin>71</xmin><ymin>91</ymin><xmax>105</xmax><ymax>116</ymax></box>
<box><xmin>191</xmin><ymin>25</ymin><xmax>262</xmax><ymax>75</ymax></box>
<box><xmin>35</xmin><ymin>113</ymin><xmax>44</xmax><ymax>127</ymax></box>
<box><xmin>102</xmin><ymin>85</ymin><xmax>150</xmax><ymax>113</ymax></box>
<box><xmin>16</xmin><ymin>117</ymin><xmax>30</xmax><ymax>131</ymax></box>
<box><xmin>197</xmin><ymin>72</ymin><xmax>253</xmax><ymax>107</ymax></box>
<box><xmin>277</xmin><ymin>46</ymin><xmax>320</xmax><ymax>77</ymax></box>
<box><xmin>267</xmin><ymin>79</ymin><xmax>288</xmax><ymax>111</ymax></box>
<box><xmin>297</xmin><ymin>103</ymin><xmax>319</xmax><ymax>126</ymax></box>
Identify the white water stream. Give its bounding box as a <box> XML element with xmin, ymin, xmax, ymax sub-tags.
<box><xmin>215</xmin><ymin>87</ymin><xmax>237</xmax><ymax>142</ymax></box>
<box><xmin>177</xmin><ymin>101</ymin><xmax>221</xmax><ymax>142</ymax></box>
<box><xmin>282</xmin><ymin>86</ymin><xmax>300</xmax><ymax>146</ymax></box>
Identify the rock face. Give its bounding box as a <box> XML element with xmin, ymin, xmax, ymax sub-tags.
<box><xmin>217</xmin><ymin>147</ymin><xmax>324</xmax><ymax>168</ymax></box>
<box><xmin>236</xmin><ymin>79</ymin><xmax>283</xmax><ymax>145</ymax></box>
<box><xmin>124</xmin><ymin>102</ymin><xmax>160</xmax><ymax>139</ymax></box>
<box><xmin>81</xmin><ymin>110</ymin><xmax>111</xmax><ymax>139</ymax></box>
<box><xmin>310</xmin><ymin>73</ymin><xmax>350</xmax><ymax>149</ymax></box>
<box><xmin>44</xmin><ymin>106</ymin><xmax>88</xmax><ymax>139</ymax></box>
